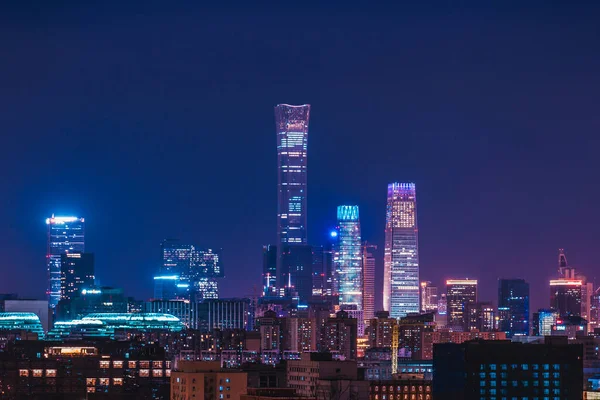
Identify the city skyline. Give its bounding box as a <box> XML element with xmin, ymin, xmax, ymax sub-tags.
<box><xmin>1</xmin><ymin>3</ymin><xmax>599</xmax><ymax>316</ymax></box>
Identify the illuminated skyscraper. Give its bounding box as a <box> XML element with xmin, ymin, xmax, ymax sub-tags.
<box><xmin>335</xmin><ymin>206</ymin><xmax>362</xmax><ymax>308</ymax></box>
<box><xmin>446</xmin><ymin>279</ymin><xmax>477</xmax><ymax>331</ymax></box>
<box><xmin>497</xmin><ymin>278</ymin><xmax>529</xmax><ymax>337</ymax></box>
<box><xmin>420</xmin><ymin>281</ymin><xmax>438</xmax><ymax>313</ymax></box>
<box><xmin>46</xmin><ymin>215</ymin><xmax>85</xmax><ymax>308</ymax></box>
<box><xmin>158</xmin><ymin>240</ymin><xmax>223</xmax><ymax>300</ymax></box>
<box><xmin>550</xmin><ymin>280</ymin><xmax>582</xmax><ymax>317</ymax></box>
<box><xmin>60</xmin><ymin>253</ymin><xmax>95</xmax><ymax>301</ymax></box>
<box><xmin>275</xmin><ymin>104</ymin><xmax>310</xmax><ymax>292</ymax></box>
<box><xmin>383</xmin><ymin>182</ymin><xmax>419</xmax><ymax>318</ymax></box>
<box><xmin>262</xmin><ymin>245</ymin><xmax>278</xmax><ymax>296</ymax></box>
<box><xmin>362</xmin><ymin>243</ymin><xmax>376</xmax><ymax>322</ymax></box>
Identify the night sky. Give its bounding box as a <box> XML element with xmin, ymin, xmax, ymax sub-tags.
<box><xmin>1</xmin><ymin>2</ymin><xmax>599</xmax><ymax>313</ymax></box>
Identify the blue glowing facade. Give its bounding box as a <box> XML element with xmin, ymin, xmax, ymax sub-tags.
<box><xmin>46</xmin><ymin>215</ymin><xmax>85</xmax><ymax>309</ymax></box>
<box><xmin>48</xmin><ymin>313</ymin><xmax>185</xmax><ymax>340</ymax></box>
<box><xmin>157</xmin><ymin>240</ymin><xmax>222</xmax><ymax>300</ymax></box>
<box><xmin>335</xmin><ymin>206</ymin><xmax>363</xmax><ymax>309</ymax></box>
<box><xmin>0</xmin><ymin>312</ymin><xmax>45</xmax><ymax>339</ymax></box>
<box><xmin>275</xmin><ymin>104</ymin><xmax>310</xmax><ymax>292</ymax></box>
<box><xmin>497</xmin><ymin>278</ymin><xmax>530</xmax><ymax>337</ymax></box>
<box><xmin>383</xmin><ymin>183</ymin><xmax>420</xmax><ymax>318</ymax></box>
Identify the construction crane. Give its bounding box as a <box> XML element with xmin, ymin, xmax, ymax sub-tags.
<box><xmin>391</xmin><ymin>323</ymin><xmax>399</xmax><ymax>375</ymax></box>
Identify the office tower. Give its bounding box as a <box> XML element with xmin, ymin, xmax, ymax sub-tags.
<box><xmin>335</xmin><ymin>206</ymin><xmax>363</xmax><ymax>308</ymax></box>
<box><xmin>550</xmin><ymin>279</ymin><xmax>582</xmax><ymax>317</ymax></box>
<box><xmin>60</xmin><ymin>253</ymin><xmax>95</xmax><ymax>301</ymax></box>
<box><xmin>383</xmin><ymin>182</ymin><xmax>419</xmax><ymax>318</ymax></box>
<box><xmin>311</xmin><ymin>244</ymin><xmax>335</xmax><ymax>297</ymax></box>
<box><xmin>437</xmin><ymin>293</ymin><xmax>447</xmax><ymax>315</ymax></box>
<box><xmin>275</xmin><ymin>104</ymin><xmax>310</xmax><ymax>292</ymax></box>
<box><xmin>46</xmin><ymin>215</ymin><xmax>85</xmax><ymax>309</ymax></box>
<box><xmin>279</xmin><ymin>246</ymin><xmax>313</xmax><ymax>302</ymax></box>
<box><xmin>321</xmin><ymin>310</ymin><xmax>358</xmax><ymax>360</ymax></box>
<box><xmin>420</xmin><ymin>281</ymin><xmax>438</xmax><ymax>313</ymax></box>
<box><xmin>262</xmin><ymin>245</ymin><xmax>277</xmax><ymax>296</ymax></box>
<box><xmin>497</xmin><ymin>278</ymin><xmax>529</xmax><ymax>337</ymax></box>
<box><xmin>433</xmin><ymin>341</ymin><xmax>583</xmax><ymax>400</ymax></box>
<box><xmin>590</xmin><ymin>288</ymin><xmax>600</xmax><ymax>333</ymax></box>
<box><xmin>153</xmin><ymin>275</ymin><xmax>189</xmax><ymax>300</ymax></box>
<box><xmin>532</xmin><ymin>309</ymin><xmax>558</xmax><ymax>336</ymax></box>
<box><xmin>159</xmin><ymin>240</ymin><xmax>223</xmax><ymax>300</ymax></box>
<box><xmin>466</xmin><ymin>301</ymin><xmax>495</xmax><ymax>332</ymax></box>
<box><xmin>362</xmin><ymin>243</ymin><xmax>376</xmax><ymax>322</ymax></box>
<box><xmin>446</xmin><ymin>279</ymin><xmax>477</xmax><ymax>331</ymax></box>
<box><xmin>558</xmin><ymin>248</ymin><xmax>568</xmax><ymax>278</ymax></box>
<box><xmin>196</xmin><ymin>298</ymin><xmax>253</xmax><ymax>332</ymax></box>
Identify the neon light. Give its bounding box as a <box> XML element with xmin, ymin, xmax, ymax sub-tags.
<box><xmin>46</xmin><ymin>216</ymin><xmax>81</xmax><ymax>224</ymax></box>
<box><xmin>153</xmin><ymin>275</ymin><xmax>179</xmax><ymax>280</ymax></box>
<box><xmin>446</xmin><ymin>279</ymin><xmax>478</xmax><ymax>285</ymax></box>
<box><xmin>81</xmin><ymin>289</ymin><xmax>102</xmax><ymax>295</ymax></box>
<box><xmin>176</xmin><ymin>284</ymin><xmax>190</xmax><ymax>288</ymax></box>
<box><xmin>549</xmin><ymin>280</ymin><xmax>582</xmax><ymax>286</ymax></box>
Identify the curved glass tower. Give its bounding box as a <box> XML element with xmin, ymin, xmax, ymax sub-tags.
<box><xmin>275</xmin><ymin>104</ymin><xmax>310</xmax><ymax>294</ymax></box>
<box><xmin>383</xmin><ymin>183</ymin><xmax>420</xmax><ymax>318</ymax></box>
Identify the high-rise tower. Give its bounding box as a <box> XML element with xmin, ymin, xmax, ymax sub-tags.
<box><xmin>275</xmin><ymin>104</ymin><xmax>311</xmax><ymax>296</ymax></box>
<box><xmin>362</xmin><ymin>243</ymin><xmax>376</xmax><ymax>322</ymax></box>
<box><xmin>335</xmin><ymin>206</ymin><xmax>363</xmax><ymax>308</ymax></box>
<box><xmin>497</xmin><ymin>278</ymin><xmax>530</xmax><ymax>337</ymax></box>
<box><xmin>383</xmin><ymin>183</ymin><xmax>420</xmax><ymax>318</ymax></box>
<box><xmin>46</xmin><ymin>215</ymin><xmax>85</xmax><ymax>309</ymax></box>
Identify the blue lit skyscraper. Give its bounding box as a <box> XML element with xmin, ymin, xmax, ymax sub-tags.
<box><xmin>335</xmin><ymin>206</ymin><xmax>363</xmax><ymax>309</ymax></box>
<box><xmin>46</xmin><ymin>215</ymin><xmax>85</xmax><ymax>309</ymax></box>
<box><xmin>275</xmin><ymin>104</ymin><xmax>310</xmax><ymax>293</ymax></box>
<box><xmin>497</xmin><ymin>278</ymin><xmax>530</xmax><ymax>337</ymax></box>
<box><xmin>383</xmin><ymin>183</ymin><xmax>420</xmax><ymax>318</ymax></box>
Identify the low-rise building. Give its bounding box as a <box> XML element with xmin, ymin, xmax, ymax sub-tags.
<box><xmin>171</xmin><ymin>361</ymin><xmax>247</xmax><ymax>400</ymax></box>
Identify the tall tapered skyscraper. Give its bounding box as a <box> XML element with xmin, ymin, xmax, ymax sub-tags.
<box><xmin>46</xmin><ymin>215</ymin><xmax>85</xmax><ymax>308</ymax></box>
<box><xmin>383</xmin><ymin>183</ymin><xmax>419</xmax><ymax>318</ymax></box>
<box><xmin>275</xmin><ymin>104</ymin><xmax>311</xmax><ymax>295</ymax></box>
<box><xmin>362</xmin><ymin>243</ymin><xmax>376</xmax><ymax>322</ymax></box>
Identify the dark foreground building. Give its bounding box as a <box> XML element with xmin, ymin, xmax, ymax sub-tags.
<box><xmin>433</xmin><ymin>340</ymin><xmax>583</xmax><ymax>400</ymax></box>
<box><xmin>0</xmin><ymin>340</ymin><xmax>171</xmax><ymax>399</ymax></box>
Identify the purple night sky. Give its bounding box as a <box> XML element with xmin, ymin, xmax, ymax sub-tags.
<box><xmin>0</xmin><ymin>2</ymin><xmax>599</xmax><ymax>314</ymax></box>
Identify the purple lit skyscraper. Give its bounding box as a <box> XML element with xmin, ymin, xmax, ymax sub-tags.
<box><xmin>275</xmin><ymin>104</ymin><xmax>311</xmax><ymax>294</ymax></box>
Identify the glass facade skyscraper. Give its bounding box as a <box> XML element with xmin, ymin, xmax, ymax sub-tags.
<box><xmin>46</xmin><ymin>215</ymin><xmax>85</xmax><ymax>309</ymax></box>
<box><xmin>383</xmin><ymin>182</ymin><xmax>420</xmax><ymax>318</ymax></box>
<box><xmin>497</xmin><ymin>278</ymin><xmax>530</xmax><ymax>337</ymax></box>
<box><xmin>275</xmin><ymin>104</ymin><xmax>310</xmax><ymax>292</ymax></box>
<box><xmin>335</xmin><ymin>206</ymin><xmax>362</xmax><ymax>309</ymax></box>
<box><xmin>157</xmin><ymin>240</ymin><xmax>223</xmax><ymax>300</ymax></box>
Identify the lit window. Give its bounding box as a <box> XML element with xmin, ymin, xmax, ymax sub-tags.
<box><xmin>87</xmin><ymin>387</ymin><xmax>95</xmax><ymax>393</ymax></box>
<box><xmin>87</xmin><ymin>378</ymin><xmax>97</xmax><ymax>386</ymax></box>
<box><xmin>113</xmin><ymin>361</ymin><xmax>123</xmax><ymax>368</ymax></box>
<box><xmin>19</xmin><ymin>369</ymin><xmax>29</xmax><ymax>377</ymax></box>
<box><xmin>99</xmin><ymin>360</ymin><xmax>110</xmax><ymax>368</ymax></box>
<box><xmin>139</xmin><ymin>369</ymin><xmax>150</xmax><ymax>377</ymax></box>
<box><xmin>46</xmin><ymin>369</ymin><xmax>57</xmax><ymax>377</ymax></box>
<box><xmin>99</xmin><ymin>378</ymin><xmax>109</xmax><ymax>386</ymax></box>
<box><xmin>32</xmin><ymin>369</ymin><xmax>43</xmax><ymax>377</ymax></box>
<box><xmin>153</xmin><ymin>369</ymin><xmax>163</xmax><ymax>377</ymax></box>
<box><xmin>153</xmin><ymin>361</ymin><xmax>163</xmax><ymax>368</ymax></box>
<box><xmin>128</xmin><ymin>361</ymin><xmax>137</xmax><ymax>368</ymax></box>
<box><xmin>113</xmin><ymin>378</ymin><xmax>123</xmax><ymax>386</ymax></box>
<box><xmin>166</xmin><ymin>369</ymin><xmax>171</xmax><ymax>377</ymax></box>
<box><xmin>140</xmin><ymin>361</ymin><xmax>150</xmax><ymax>368</ymax></box>
<box><xmin>166</xmin><ymin>361</ymin><xmax>171</xmax><ymax>369</ymax></box>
